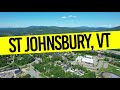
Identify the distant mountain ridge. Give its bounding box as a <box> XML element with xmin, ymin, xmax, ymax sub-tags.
<box><xmin>26</xmin><ymin>25</ymin><xmax>120</xmax><ymax>30</ymax></box>
<box><xmin>0</xmin><ymin>26</ymin><xmax>120</xmax><ymax>36</ymax></box>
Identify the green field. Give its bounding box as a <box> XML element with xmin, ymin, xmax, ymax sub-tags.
<box><xmin>98</xmin><ymin>63</ymin><xmax>120</xmax><ymax>77</ymax></box>
<box><xmin>105</xmin><ymin>65</ymin><xmax>120</xmax><ymax>76</ymax></box>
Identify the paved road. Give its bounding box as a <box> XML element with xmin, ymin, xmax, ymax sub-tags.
<box><xmin>105</xmin><ymin>50</ymin><xmax>120</xmax><ymax>55</ymax></box>
<box><xmin>26</xmin><ymin>69</ymin><xmax>39</xmax><ymax>78</ymax></box>
<box><xmin>22</xmin><ymin>54</ymin><xmax>42</xmax><ymax>78</ymax></box>
<box><xmin>26</xmin><ymin>65</ymin><xmax>41</xmax><ymax>78</ymax></box>
<box><xmin>95</xmin><ymin>50</ymin><xmax>120</xmax><ymax>55</ymax></box>
<box><xmin>97</xmin><ymin>61</ymin><xmax>103</xmax><ymax>69</ymax></box>
<box><xmin>0</xmin><ymin>54</ymin><xmax>44</xmax><ymax>78</ymax></box>
<box><xmin>101</xmin><ymin>72</ymin><xmax>120</xmax><ymax>78</ymax></box>
<box><xmin>103</xmin><ymin>62</ymin><xmax>108</xmax><ymax>68</ymax></box>
<box><xmin>19</xmin><ymin>54</ymin><xmax>41</xmax><ymax>68</ymax></box>
<box><xmin>0</xmin><ymin>55</ymin><xmax>15</xmax><ymax>70</ymax></box>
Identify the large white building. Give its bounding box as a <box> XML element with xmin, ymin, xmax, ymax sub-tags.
<box><xmin>71</xmin><ymin>55</ymin><xmax>97</xmax><ymax>66</ymax></box>
<box><xmin>81</xmin><ymin>57</ymin><xmax>94</xmax><ymax>64</ymax></box>
<box><xmin>76</xmin><ymin>55</ymin><xmax>94</xmax><ymax>63</ymax></box>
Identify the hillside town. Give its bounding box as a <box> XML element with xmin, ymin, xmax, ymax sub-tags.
<box><xmin>0</xmin><ymin>50</ymin><xmax>120</xmax><ymax>78</ymax></box>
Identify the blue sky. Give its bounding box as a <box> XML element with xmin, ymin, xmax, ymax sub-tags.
<box><xmin>0</xmin><ymin>12</ymin><xmax>120</xmax><ymax>27</ymax></box>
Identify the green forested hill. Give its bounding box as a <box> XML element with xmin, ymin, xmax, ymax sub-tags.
<box><xmin>0</xmin><ymin>26</ymin><xmax>120</xmax><ymax>36</ymax></box>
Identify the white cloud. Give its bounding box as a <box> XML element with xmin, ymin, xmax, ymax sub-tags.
<box><xmin>61</xmin><ymin>15</ymin><xmax>77</xmax><ymax>19</ymax></box>
<box><xmin>68</xmin><ymin>15</ymin><xmax>77</xmax><ymax>18</ymax></box>
<box><xmin>61</xmin><ymin>16</ymin><xmax>67</xmax><ymax>19</ymax></box>
<box><xmin>100</xmin><ymin>24</ymin><xmax>113</xmax><ymax>28</ymax></box>
<box><xmin>112</xmin><ymin>24</ymin><xmax>120</xmax><ymax>27</ymax></box>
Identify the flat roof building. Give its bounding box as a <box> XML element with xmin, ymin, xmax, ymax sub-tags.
<box><xmin>82</xmin><ymin>58</ymin><xmax>94</xmax><ymax>64</ymax></box>
<box><xmin>75</xmin><ymin>55</ymin><xmax>94</xmax><ymax>64</ymax></box>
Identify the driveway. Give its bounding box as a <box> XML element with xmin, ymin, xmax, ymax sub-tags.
<box><xmin>26</xmin><ymin>66</ymin><xmax>41</xmax><ymax>78</ymax></box>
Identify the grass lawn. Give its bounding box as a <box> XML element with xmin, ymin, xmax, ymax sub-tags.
<box><xmin>40</xmin><ymin>73</ymin><xmax>47</xmax><ymax>78</ymax></box>
<box><xmin>104</xmin><ymin>64</ymin><xmax>120</xmax><ymax>76</ymax></box>
<box><xmin>81</xmin><ymin>73</ymin><xmax>90</xmax><ymax>78</ymax></box>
